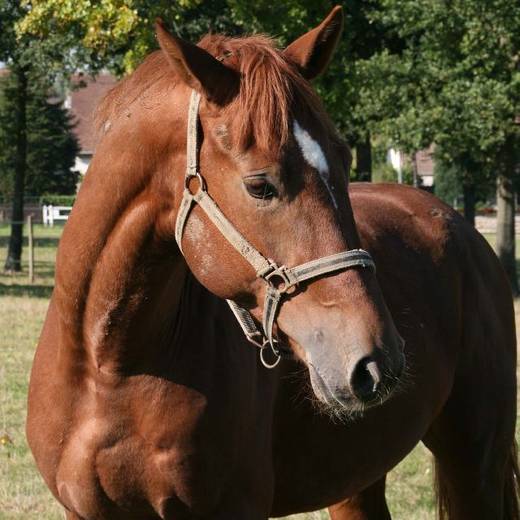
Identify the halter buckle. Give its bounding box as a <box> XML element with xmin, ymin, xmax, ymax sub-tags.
<box><xmin>263</xmin><ymin>263</ymin><xmax>297</xmax><ymax>294</ymax></box>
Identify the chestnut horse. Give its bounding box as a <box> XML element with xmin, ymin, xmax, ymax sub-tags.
<box><xmin>27</xmin><ymin>6</ymin><xmax>518</xmax><ymax>519</ymax></box>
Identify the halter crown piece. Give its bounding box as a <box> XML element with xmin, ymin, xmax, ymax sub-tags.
<box><xmin>175</xmin><ymin>90</ymin><xmax>376</xmax><ymax>369</ymax></box>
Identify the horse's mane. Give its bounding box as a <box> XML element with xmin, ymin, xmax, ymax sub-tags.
<box><xmin>95</xmin><ymin>33</ymin><xmax>344</xmax><ymax>156</ymax></box>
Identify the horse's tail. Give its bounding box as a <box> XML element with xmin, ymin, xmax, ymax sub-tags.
<box><xmin>433</xmin><ymin>457</ymin><xmax>450</xmax><ymax>520</ymax></box>
<box><xmin>503</xmin><ymin>442</ymin><xmax>520</xmax><ymax>520</ymax></box>
<box><xmin>434</xmin><ymin>443</ymin><xmax>520</xmax><ymax>520</ymax></box>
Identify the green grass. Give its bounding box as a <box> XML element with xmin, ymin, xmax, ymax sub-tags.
<box><xmin>0</xmin><ymin>224</ymin><xmax>61</xmax><ymax>297</ymax></box>
<box><xmin>0</xmin><ymin>297</ymin><xmax>60</xmax><ymax>520</ymax></box>
<box><xmin>0</xmin><ymin>224</ymin><xmax>512</xmax><ymax>519</ymax></box>
<box><xmin>0</xmin><ymin>224</ymin><xmax>62</xmax><ymax>519</ymax></box>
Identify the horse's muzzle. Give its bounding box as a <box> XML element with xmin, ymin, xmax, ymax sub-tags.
<box><xmin>308</xmin><ymin>338</ymin><xmax>405</xmax><ymax>413</ymax></box>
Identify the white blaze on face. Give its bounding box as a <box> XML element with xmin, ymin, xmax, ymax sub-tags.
<box><xmin>293</xmin><ymin>120</ymin><xmax>337</xmax><ymax>208</ymax></box>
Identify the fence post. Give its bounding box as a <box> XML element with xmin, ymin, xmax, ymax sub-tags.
<box><xmin>27</xmin><ymin>215</ymin><xmax>34</xmax><ymax>284</ymax></box>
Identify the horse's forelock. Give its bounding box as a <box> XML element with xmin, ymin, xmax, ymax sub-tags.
<box><xmin>199</xmin><ymin>33</ymin><xmax>339</xmax><ymax>156</ymax></box>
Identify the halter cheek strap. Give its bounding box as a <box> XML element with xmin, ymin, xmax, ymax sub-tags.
<box><xmin>175</xmin><ymin>90</ymin><xmax>376</xmax><ymax>369</ymax></box>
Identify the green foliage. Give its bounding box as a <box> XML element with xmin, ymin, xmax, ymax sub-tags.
<box><xmin>370</xmin><ymin>140</ymin><xmax>414</xmax><ymax>185</ymax></box>
<box><xmin>433</xmin><ymin>153</ymin><xmax>495</xmax><ymax>209</ymax></box>
<box><xmin>372</xmin><ymin>163</ymin><xmax>414</xmax><ymax>185</ymax></box>
<box><xmin>433</xmin><ymin>161</ymin><xmax>462</xmax><ymax>207</ymax></box>
<box><xmin>358</xmin><ymin>0</ymin><xmax>520</xmax><ymax>179</ymax></box>
<box><xmin>372</xmin><ymin>162</ymin><xmax>400</xmax><ymax>183</ymax></box>
<box><xmin>39</xmin><ymin>194</ymin><xmax>76</xmax><ymax>206</ymax></box>
<box><xmin>2</xmin><ymin>1</ymin><xmax>90</xmax><ymax>86</ymax></box>
<box><xmin>0</xmin><ymin>72</ymin><xmax>79</xmax><ymax>199</ymax></box>
<box><xmin>19</xmin><ymin>0</ymin><xmax>239</xmax><ymax>74</ymax></box>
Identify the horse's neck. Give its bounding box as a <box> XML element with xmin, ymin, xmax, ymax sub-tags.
<box><xmin>52</xmin><ymin>150</ymin><xmax>205</xmax><ymax>373</ymax></box>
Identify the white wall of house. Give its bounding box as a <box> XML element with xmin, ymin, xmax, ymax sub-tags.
<box><xmin>387</xmin><ymin>148</ymin><xmax>403</xmax><ymax>174</ymax></box>
<box><xmin>421</xmin><ymin>175</ymin><xmax>434</xmax><ymax>187</ymax></box>
<box><xmin>75</xmin><ymin>153</ymin><xmax>92</xmax><ymax>175</ymax></box>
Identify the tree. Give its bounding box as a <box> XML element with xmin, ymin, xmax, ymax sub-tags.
<box><xmin>0</xmin><ymin>0</ymin><xmax>29</xmax><ymax>271</ymax></box>
<box><xmin>0</xmin><ymin>72</ymin><xmax>79</xmax><ymax>201</ymax></box>
<box><xmin>0</xmin><ymin>0</ymin><xmax>82</xmax><ymax>271</ymax></box>
<box><xmin>25</xmin><ymin>95</ymin><xmax>79</xmax><ymax>196</ymax></box>
<box><xmin>354</xmin><ymin>0</ymin><xmax>520</xmax><ymax>291</ymax></box>
<box><xmin>18</xmin><ymin>0</ymin><xmax>235</xmax><ymax>74</ymax></box>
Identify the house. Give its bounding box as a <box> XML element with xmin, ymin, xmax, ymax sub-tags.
<box><xmin>415</xmin><ymin>147</ymin><xmax>434</xmax><ymax>187</ymax></box>
<box><xmin>387</xmin><ymin>146</ymin><xmax>435</xmax><ymax>187</ymax></box>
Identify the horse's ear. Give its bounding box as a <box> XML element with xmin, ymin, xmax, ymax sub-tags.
<box><xmin>283</xmin><ymin>6</ymin><xmax>343</xmax><ymax>80</ymax></box>
<box><xmin>155</xmin><ymin>19</ymin><xmax>239</xmax><ymax>105</ymax></box>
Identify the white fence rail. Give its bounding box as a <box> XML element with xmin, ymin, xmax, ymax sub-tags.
<box><xmin>42</xmin><ymin>205</ymin><xmax>72</xmax><ymax>226</ymax></box>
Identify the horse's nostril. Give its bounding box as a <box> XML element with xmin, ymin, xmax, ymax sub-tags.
<box><xmin>350</xmin><ymin>356</ymin><xmax>381</xmax><ymax>402</ymax></box>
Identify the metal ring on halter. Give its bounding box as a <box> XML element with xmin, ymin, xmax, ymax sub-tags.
<box><xmin>260</xmin><ymin>342</ymin><xmax>281</xmax><ymax>369</ymax></box>
<box><xmin>264</xmin><ymin>265</ymin><xmax>296</xmax><ymax>294</ymax></box>
<box><xmin>185</xmin><ymin>171</ymin><xmax>206</xmax><ymax>194</ymax></box>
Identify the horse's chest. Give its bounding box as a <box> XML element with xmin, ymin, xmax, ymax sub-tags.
<box><xmin>55</xmin><ymin>385</ymin><xmax>225</xmax><ymax>518</ymax></box>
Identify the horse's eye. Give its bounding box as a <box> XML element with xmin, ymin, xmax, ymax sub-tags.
<box><xmin>243</xmin><ymin>177</ymin><xmax>277</xmax><ymax>200</ymax></box>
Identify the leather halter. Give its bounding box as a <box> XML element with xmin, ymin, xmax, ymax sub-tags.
<box><xmin>175</xmin><ymin>90</ymin><xmax>376</xmax><ymax>368</ymax></box>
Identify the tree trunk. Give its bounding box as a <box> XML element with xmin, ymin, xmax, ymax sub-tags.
<box><xmin>462</xmin><ymin>182</ymin><xmax>476</xmax><ymax>226</ymax></box>
<box><xmin>496</xmin><ymin>172</ymin><xmax>518</xmax><ymax>295</ymax></box>
<box><xmin>411</xmin><ymin>152</ymin><xmax>419</xmax><ymax>187</ymax></box>
<box><xmin>4</xmin><ymin>68</ymin><xmax>28</xmax><ymax>272</ymax></box>
<box><xmin>355</xmin><ymin>132</ymin><xmax>372</xmax><ymax>182</ymax></box>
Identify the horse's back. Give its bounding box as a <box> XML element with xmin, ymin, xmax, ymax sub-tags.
<box><xmin>350</xmin><ymin>182</ymin><xmax>514</xmax><ymax>351</ymax></box>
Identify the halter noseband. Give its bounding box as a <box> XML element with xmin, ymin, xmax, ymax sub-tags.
<box><xmin>175</xmin><ymin>90</ymin><xmax>375</xmax><ymax>369</ymax></box>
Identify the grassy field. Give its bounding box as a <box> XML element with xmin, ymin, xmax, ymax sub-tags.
<box><xmin>0</xmin><ymin>224</ymin><xmax>513</xmax><ymax>519</ymax></box>
<box><xmin>0</xmin><ymin>225</ymin><xmax>61</xmax><ymax>519</ymax></box>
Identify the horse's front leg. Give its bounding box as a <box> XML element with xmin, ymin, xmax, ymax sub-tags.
<box><xmin>328</xmin><ymin>477</ymin><xmax>391</xmax><ymax>520</ymax></box>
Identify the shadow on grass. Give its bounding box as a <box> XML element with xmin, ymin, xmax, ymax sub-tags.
<box><xmin>0</xmin><ymin>283</ymin><xmax>53</xmax><ymax>298</ymax></box>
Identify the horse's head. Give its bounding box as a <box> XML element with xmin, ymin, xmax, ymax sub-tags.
<box><xmin>96</xmin><ymin>6</ymin><xmax>404</xmax><ymax>415</ymax></box>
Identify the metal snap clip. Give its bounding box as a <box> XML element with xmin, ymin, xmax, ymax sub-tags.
<box><xmin>260</xmin><ymin>342</ymin><xmax>281</xmax><ymax>369</ymax></box>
